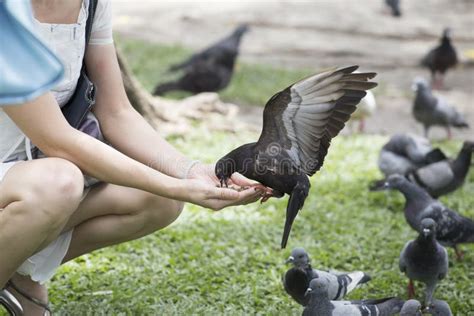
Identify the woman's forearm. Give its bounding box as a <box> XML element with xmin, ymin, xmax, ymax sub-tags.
<box><xmin>97</xmin><ymin>105</ymin><xmax>196</xmax><ymax>179</ymax></box>
<box><xmin>3</xmin><ymin>93</ymin><xmax>185</xmax><ymax>200</ymax></box>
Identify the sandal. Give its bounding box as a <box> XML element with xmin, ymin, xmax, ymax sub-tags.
<box><xmin>0</xmin><ymin>287</ymin><xmax>23</xmax><ymax>316</ymax></box>
<box><xmin>3</xmin><ymin>281</ymin><xmax>52</xmax><ymax>316</ymax></box>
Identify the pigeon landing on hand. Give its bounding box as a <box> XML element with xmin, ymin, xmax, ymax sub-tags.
<box><xmin>400</xmin><ymin>300</ymin><xmax>422</xmax><ymax>316</ymax></box>
<box><xmin>302</xmin><ymin>278</ymin><xmax>404</xmax><ymax>316</ymax></box>
<box><xmin>421</xmin><ymin>28</ymin><xmax>458</xmax><ymax>90</ymax></box>
<box><xmin>215</xmin><ymin>65</ymin><xmax>377</xmax><ymax>248</ymax></box>
<box><xmin>153</xmin><ymin>24</ymin><xmax>249</xmax><ymax>96</ymax></box>
<box><xmin>399</xmin><ymin>218</ymin><xmax>449</xmax><ymax>306</ymax></box>
<box><xmin>283</xmin><ymin>248</ymin><xmax>371</xmax><ymax>305</ymax></box>
<box><xmin>412</xmin><ymin>78</ymin><xmax>468</xmax><ymax>139</ymax></box>
<box><xmin>376</xmin><ymin>174</ymin><xmax>474</xmax><ymax>259</ymax></box>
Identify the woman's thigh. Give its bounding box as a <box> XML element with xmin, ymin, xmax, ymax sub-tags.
<box><xmin>63</xmin><ymin>182</ymin><xmax>184</xmax><ymax>233</ymax></box>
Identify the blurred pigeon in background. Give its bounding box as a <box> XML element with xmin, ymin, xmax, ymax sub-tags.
<box><xmin>400</xmin><ymin>300</ymin><xmax>422</xmax><ymax>316</ymax></box>
<box><xmin>404</xmin><ymin>141</ymin><xmax>473</xmax><ymax>198</ymax></box>
<box><xmin>350</xmin><ymin>90</ymin><xmax>376</xmax><ymax>132</ymax></box>
<box><xmin>377</xmin><ymin>133</ymin><xmax>446</xmax><ymax>177</ymax></box>
<box><xmin>421</xmin><ymin>28</ymin><xmax>458</xmax><ymax>90</ymax></box>
<box><xmin>427</xmin><ymin>299</ymin><xmax>453</xmax><ymax>316</ymax></box>
<box><xmin>377</xmin><ymin>174</ymin><xmax>474</xmax><ymax>259</ymax></box>
<box><xmin>153</xmin><ymin>24</ymin><xmax>249</xmax><ymax>96</ymax></box>
<box><xmin>385</xmin><ymin>0</ymin><xmax>401</xmax><ymax>17</ymax></box>
<box><xmin>412</xmin><ymin>78</ymin><xmax>468</xmax><ymax>139</ymax></box>
<box><xmin>302</xmin><ymin>278</ymin><xmax>404</xmax><ymax>316</ymax></box>
<box><xmin>372</xmin><ymin>141</ymin><xmax>473</xmax><ymax>197</ymax></box>
<box><xmin>283</xmin><ymin>247</ymin><xmax>371</xmax><ymax>305</ymax></box>
<box><xmin>215</xmin><ymin>65</ymin><xmax>377</xmax><ymax>248</ymax></box>
<box><xmin>399</xmin><ymin>218</ymin><xmax>448</xmax><ymax>306</ymax></box>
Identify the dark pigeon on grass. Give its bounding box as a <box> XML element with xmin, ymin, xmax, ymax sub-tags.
<box><xmin>399</xmin><ymin>218</ymin><xmax>448</xmax><ymax>306</ymax></box>
<box><xmin>371</xmin><ymin>141</ymin><xmax>473</xmax><ymax>198</ymax></box>
<box><xmin>385</xmin><ymin>0</ymin><xmax>401</xmax><ymax>17</ymax></box>
<box><xmin>302</xmin><ymin>278</ymin><xmax>404</xmax><ymax>316</ymax></box>
<box><xmin>377</xmin><ymin>174</ymin><xmax>474</xmax><ymax>259</ymax></box>
<box><xmin>412</xmin><ymin>78</ymin><xmax>468</xmax><ymax>139</ymax></box>
<box><xmin>215</xmin><ymin>66</ymin><xmax>377</xmax><ymax>248</ymax></box>
<box><xmin>427</xmin><ymin>299</ymin><xmax>453</xmax><ymax>316</ymax></box>
<box><xmin>283</xmin><ymin>247</ymin><xmax>371</xmax><ymax>306</ymax></box>
<box><xmin>400</xmin><ymin>300</ymin><xmax>422</xmax><ymax>316</ymax></box>
<box><xmin>377</xmin><ymin>133</ymin><xmax>446</xmax><ymax>177</ymax></box>
<box><xmin>421</xmin><ymin>28</ymin><xmax>458</xmax><ymax>89</ymax></box>
<box><xmin>153</xmin><ymin>24</ymin><xmax>249</xmax><ymax>96</ymax></box>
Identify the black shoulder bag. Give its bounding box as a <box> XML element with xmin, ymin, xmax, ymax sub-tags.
<box><xmin>61</xmin><ymin>0</ymin><xmax>98</xmax><ymax>128</ymax></box>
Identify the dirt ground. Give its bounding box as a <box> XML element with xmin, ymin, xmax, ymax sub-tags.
<box><xmin>112</xmin><ymin>0</ymin><xmax>474</xmax><ymax>140</ymax></box>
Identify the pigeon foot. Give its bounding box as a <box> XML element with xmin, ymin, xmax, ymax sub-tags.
<box><xmin>408</xmin><ymin>279</ymin><xmax>416</xmax><ymax>299</ymax></box>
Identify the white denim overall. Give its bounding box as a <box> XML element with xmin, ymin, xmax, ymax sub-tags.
<box><xmin>0</xmin><ymin>0</ymin><xmax>112</xmax><ymax>284</ymax></box>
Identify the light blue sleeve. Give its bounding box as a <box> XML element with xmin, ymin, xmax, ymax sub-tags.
<box><xmin>0</xmin><ymin>0</ymin><xmax>64</xmax><ymax>105</ymax></box>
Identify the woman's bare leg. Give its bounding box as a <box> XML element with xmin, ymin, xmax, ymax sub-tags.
<box><xmin>0</xmin><ymin>158</ymin><xmax>84</xmax><ymax>315</ymax></box>
<box><xmin>63</xmin><ymin>182</ymin><xmax>183</xmax><ymax>262</ymax></box>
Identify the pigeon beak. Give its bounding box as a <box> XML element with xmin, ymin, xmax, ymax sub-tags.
<box><xmin>423</xmin><ymin>228</ymin><xmax>431</xmax><ymax>236</ymax></box>
<box><xmin>285</xmin><ymin>256</ymin><xmax>295</xmax><ymax>264</ymax></box>
<box><xmin>304</xmin><ymin>288</ymin><xmax>312</xmax><ymax>297</ymax></box>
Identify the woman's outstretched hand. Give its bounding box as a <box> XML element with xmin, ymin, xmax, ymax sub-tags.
<box><xmin>183</xmin><ymin>163</ymin><xmax>272</xmax><ymax>211</ymax></box>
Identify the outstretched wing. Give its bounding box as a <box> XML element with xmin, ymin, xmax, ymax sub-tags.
<box><xmin>256</xmin><ymin>65</ymin><xmax>377</xmax><ymax>176</ymax></box>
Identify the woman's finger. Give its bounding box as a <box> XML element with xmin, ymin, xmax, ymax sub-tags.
<box><xmin>209</xmin><ymin>186</ymin><xmax>240</xmax><ymax>200</ymax></box>
<box><xmin>230</xmin><ymin>172</ymin><xmax>261</xmax><ymax>187</ymax></box>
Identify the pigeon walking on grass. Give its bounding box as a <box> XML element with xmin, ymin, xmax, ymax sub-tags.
<box><xmin>427</xmin><ymin>299</ymin><xmax>453</xmax><ymax>316</ymax></box>
<box><xmin>421</xmin><ymin>28</ymin><xmax>458</xmax><ymax>90</ymax></box>
<box><xmin>371</xmin><ymin>141</ymin><xmax>473</xmax><ymax>198</ymax></box>
<box><xmin>412</xmin><ymin>78</ymin><xmax>468</xmax><ymax>139</ymax></box>
<box><xmin>153</xmin><ymin>24</ymin><xmax>249</xmax><ymax>96</ymax></box>
<box><xmin>215</xmin><ymin>66</ymin><xmax>377</xmax><ymax>248</ymax></box>
<box><xmin>399</xmin><ymin>218</ymin><xmax>448</xmax><ymax>306</ymax></box>
<box><xmin>283</xmin><ymin>248</ymin><xmax>371</xmax><ymax>306</ymax></box>
<box><xmin>375</xmin><ymin>174</ymin><xmax>474</xmax><ymax>259</ymax></box>
<box><xmin>377</xmin><ymin>133</ymin><xmax>446</xmax><ymax>177</ymax></box>
<box><xmin>403</xmin><ymin>141</ymin><xmax>473</xmax><ymax>197</ymax></box>
<box><xmin>400</xmin><ymin>300</ymin><xmax>422</xmax><ymax>316</ymax></box>
<box><xmin>302</xmin><ymin>278</ymin><xmax>404</xmax><ymax>316</ymax></box>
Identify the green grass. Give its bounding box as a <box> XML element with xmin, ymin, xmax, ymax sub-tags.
<box><xmin>3</xmin><ymin>38</ymin><xmax>473</xmax><ymax>315</ymax></box>
<box><xmin>47</xmin><ymin>133</ymin><xmax>473</xmax><ymax>315</ymax></box>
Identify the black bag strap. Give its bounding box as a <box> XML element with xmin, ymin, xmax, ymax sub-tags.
<box><xmin>82</xmin><ymin>0</ymin><xmax>98</xmax><ymax>73</ymax></box>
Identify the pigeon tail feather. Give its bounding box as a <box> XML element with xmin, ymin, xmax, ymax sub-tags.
<box><xmin>281</xmin><ymin>180</ymin><xmax>309</xmax><ymax>249</ymax></box>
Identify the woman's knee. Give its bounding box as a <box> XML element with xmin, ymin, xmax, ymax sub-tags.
<box><xmin>139</xmin><ymin>194</ymin><xmax>184</xmax><ymax>231</ymax></box>
<box><xmin>17</xmin><ymin>158</ymin><xmax>84</xmax><ymax>226</ymax></box>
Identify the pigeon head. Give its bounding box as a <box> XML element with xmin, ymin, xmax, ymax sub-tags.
<box><xmin>420</xmin><ymin>218</ymin><xmax>437</xmax><ymax>238</ymax></box>
<box><xmin>286</xmin><ymin>247</ymin><xmax>310</xmax><ymax>267</ymax></box>
<box><xmin>304</xmin><ymin>278</ymin><xmax>328</xmax><ymax>298</ymax></box>
<box><xmin>412</xmin><ymin>77</ymin><xmax>429</xmax><ymax>91</ymax></box>
<box><xmin>442</xmin><ymin>27</ymin><xmax>452</xmax><ymax>39</ymax></box>
<box><xmin>215</xmin><ymin>157</ymin><xmax>236</xmax><ymax>187</ymax></box>
<box><xmin>400</xmin><ymin>300</ymin><xmax>422</xmax><ymax>316</ymax></box>
<box><xmin>383</xmin><ymin>174</ymin><xmax>407</xmax><ymax>190</ymax></box>
<box><xmin>234</xmin><ymin>24</ymin><xmax>250</xmax><ymax>37</ymax></box>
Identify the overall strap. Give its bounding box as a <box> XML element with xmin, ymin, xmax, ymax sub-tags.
<box><xmin>82</xmin><ymin>0</ymin><xmax>98</xmax><ymax>72</ymax></box>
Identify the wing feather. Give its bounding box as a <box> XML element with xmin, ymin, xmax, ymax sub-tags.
<box><xmin>257</xmin><ymin>65</ymin><xmax>377</xmax><ymax>176</ymax></box>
